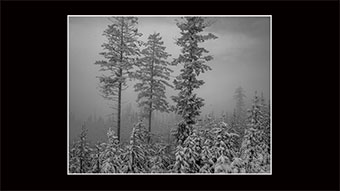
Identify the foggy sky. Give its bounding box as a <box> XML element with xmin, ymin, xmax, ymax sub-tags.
<box><xmin>69</xmin><ymin>16</ymin><xmax>270</xmax><ymax>123</ymax></box>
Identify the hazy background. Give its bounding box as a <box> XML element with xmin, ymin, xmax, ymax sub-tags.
<box><xmin>69</xmin><ymin>16</ymin><xmax>270</xmax><ymax>143</ymax></box>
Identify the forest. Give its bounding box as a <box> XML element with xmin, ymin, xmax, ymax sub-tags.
<box><xmin>69</xmin><ymin>16</ymin><xmax>271</xmax><ymax>174</ymax></box>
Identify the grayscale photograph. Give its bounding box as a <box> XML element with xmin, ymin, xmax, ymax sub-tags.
<box><xmin>68</xmin><ymin>16</ymin><xmax>272</xmax><ymax>174</ymax></box>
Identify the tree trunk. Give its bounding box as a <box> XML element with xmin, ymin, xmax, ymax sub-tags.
<box><xmin>117</xmin><ymin>19</ymin><xmax>124</xmax><ymax>142</ymax></box>
<box><xmin>148</xmin><ymin>104</ymin><xmax>152</xmax><ymax>142</ymax></box>
<box><xmin>117</xmin><ymin>69</ymin><xmax>122</xmax><ymax>142</ymax></box>
<box><xmin>148</xmin><ymin>42</ymin><xmax>155</xmax><ymax>143</ymax></box>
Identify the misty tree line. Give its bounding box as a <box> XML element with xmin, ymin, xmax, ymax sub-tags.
<box><xmin>69</xmin><ymin>17</ymin><xmax>271</xmax><ymax>173</ymax></box>
<box><xmin>69</xmin><ymin>106</ymin><xmax>182</xmax><ymax>144</ymax></box>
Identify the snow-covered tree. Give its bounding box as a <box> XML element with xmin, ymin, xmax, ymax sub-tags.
<box><xmin>241</xmin><ymin>91</ymin><xmax>270</xmax><ymax>173</ymax></box>
<box><xmin>69</xmin><ymin>124</ymin><xmax>93</xmax><ymax>173</ymax></box>
<box><xmin>149</xmin><ymin>143</ymin><xmax>172</xmax><ymax>173</ymax></box>
<box><xmin>100</xmin><ymin>128</ymin><xmax>124</xmax><ymax>173</ymax></box>
<box><xmin>171</xmin><ymin>17</ymin><xmax>217</xmax><ymax>144</ymax></box>
<box><xmin>215</xmin><ymin>122</ymin><xmax>239</xmax><ymax>159</ymax></box>
<box><xmin>134</xmin><ymin>32</ymin><xmax>173</xmax><ymax>141</ymax></box>
<box><xmin>214</xmin><ymin>154</ymin><xmax>232</xmax><ymax>173</ymax></box>
<box><xmin>91</xmin><ymin>141</ymin><xmax>106</xmax><ymax>173</ymax></box>
<box><xmin>95</xmin><ymin>17</ymin><xmax>142</xmax><ymax>142</ymax></box>
<box><xmin>123</xmin><ymin>121</ymin><xmax>150</xmax><ymax>173</ymax></box>
<box><xmin>173</xmin><ymin>128</ymin><xmax>202</xmax><ymax>173</ymax></box>
<box><xmin>260</xmin><ymin>92</ymin><xmax>270</xmax><ymax>160</ymax></box>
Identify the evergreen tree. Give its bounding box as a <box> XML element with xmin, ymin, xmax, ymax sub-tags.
<box><xmin>123</xmin><ymin>121</ymin><xmax>150</xmax><ymax>173</ymax></box>
<box><xmin>233</xmin><ymin>86</ymin><xmax>247</xmax><ymax>149</ymax></box>
<box><xmin>91</xmin><ymin>141</ymin><xmax>105</xmax><ymax>173</ymax></box>
<box><xmin>231</xmin><ymin>108</ymin><xmax>237</xmax><ymax>129</ymax></box>
<box><xmin>241</xmin><ymin>91</ymin><xmax>270</xmax><ymax>173</ymax></box>
<box><xmin>69</xmin><ymin>124</ymin><xmax>93</xmax><ymax>173</ymax></box>
<box><xmin>173</xmin><ymin>128</ymin><xmax>202</xmax><ymax>173</ymax></box>
<box><xmin>260</xmin><ymin>92</ymin><xmax>270</xmax><ymax>158</ymax></box>
<box><xmin>149</xmin><ymin>142</ymin><xmax>172</xmax><ymax>173</ymax></box>
<box><xmin>100</xmin><ymin>128</ymin><xmax>124</xmax><ymax>173</ymax></box>
<box><xmin>171</xmin><ymin>17</ymin><xmax>217</xmax><ymax>144</ymax></box>
<box><xmin>134</xmin><ymin>32</ymin><xmax>173</xmax><ymax>141</ymax></box>
<box><xmin>233</xmin><ymin>87</ymin><xmax>247</xmax><ymax>128</ymax></box>
<box><xmin>95</xmin><ymin>17</ymin><xmax>142</xmax><ymax>142</ymax></box>
<box><xmin>234</xmin><ymin>86</ymin><xmax>247</xmax><ymax>119</ymax></box>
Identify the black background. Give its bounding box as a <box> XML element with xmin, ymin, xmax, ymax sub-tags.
<box><xmin>1</xmin><ymin>0</ymin><xmax>339</xmax><ymax>190</ymax></box>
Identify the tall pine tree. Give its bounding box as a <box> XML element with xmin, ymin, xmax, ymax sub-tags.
<box><xmin>95</xmin><ymin>17</ymin><xmax>142</xmax><ymax>142</ymax></box>
<box><xmin>134</xmin><ymin>32</ymin><xmax>173</xmax><ymax>141</ymax></box>
<box><xmin>171</xmin><ymin>17</ymin><xmax>217</xmax><ymax>144</ymax></box>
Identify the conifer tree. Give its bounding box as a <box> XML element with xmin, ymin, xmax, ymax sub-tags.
<box><xmin>100</xmin><ymin>128</ymin><xmax>124</xmax><ymax>173</ymax></box>
<box><xmin>69</xmin><ymin>124</ymin><xmax>93</xmax><ymax>173</ymax></box>
<box><xmin>95</xmin><ymin>17</ymin><xmax>142</xmax><ymax>142</ymax></box>
<box><xmin>233</xmin><ymin>86</ymin><xmax>247</xmax><ymax>149</ymax></box>
<box><xmin>91</xmin><ymin>141</ymin><xmax>105</xmax><ymax>173</ymax></box>
<box><xmin>124</xmin><ymin>121</ymin><xmax>150</xmax><ymax>173</ymax></box>
<box><xmin>173</xmin><ymin>128</ymin><xmax>202</xmax><ymax>173</ymax></box>
<box><xmin>260</xmin><ymin>92</ymin><xmax>270</xmax><ymax>158</ymax></box>
<box><xmin>171</xmin><ymin>17</ymin><xmax>217</xmax><ymax>144</ymax></box>
<box><xmin>233</xmin><ymin>86</ymin><xmax>247</xmax><ymax>129</ymax></box>
<box><xmin>241</xmin><ymin>91</ymin><xmax>270</xmax><ymax>173</ymax></box>
<box><xmin>234</xmin><ymin>86</ymin><xmax>247</xmax><ymax>119</ymax></box>
<box><xmin>134</xmin><ymin>32</ymin><xmax>173</xmax><ymax>141</ymax></box>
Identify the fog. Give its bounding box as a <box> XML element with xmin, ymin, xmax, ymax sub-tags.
<box><xmin>68</xmin><ymin>16</ymin><xmax>270</xmax><ymax>143</ymax></box>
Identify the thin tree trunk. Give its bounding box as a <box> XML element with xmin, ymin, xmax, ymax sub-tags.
<box><xmin>117</xmin><ymin>19</ymin><xmax>124</xmax><ymax>142</ymax></box>
<box><xmin>148</xmin><ymin>84</ymin><xmax>152</xmax><ymax>143</ymax></box>
<box><xmin>148</xmin><ymin>41</ymin><xmax>155</xmax><ymax>143</ymax></box>
<box><xmin>118</xmin><ymin>73</ymin><xmax>122</xmax><ymax>142</ymax></box>
<box><xmin>148</xmin><ymin>104</ymin><xmax>152</xmax><ymax>142</ymax></box>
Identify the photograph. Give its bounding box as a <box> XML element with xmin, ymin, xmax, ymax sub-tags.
<box><xmin>67</xmin><ymin>15</ymin><xmax>272</xmax><ymax>174</ymax></box>
<box><xmin>2</xmin><ymin>0</ymin><xmax>339</xmax><ymax>190</ymax></box>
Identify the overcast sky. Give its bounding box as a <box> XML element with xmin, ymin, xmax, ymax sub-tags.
<box><xmin>69</xmin><ymin>16</ymin><xmax>270</xmax><ymax>122</ymax></box>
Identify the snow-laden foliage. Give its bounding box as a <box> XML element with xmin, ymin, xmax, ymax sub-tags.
<box><xmin>198</xmin><ymin>122</ymin><xmax>240</xmax><ymax>173</ymax></box>
<box><xmin>94</xmin><ymin>17</ymin><xmax>143</xmax><ymax>141</ymax></box>
<box><xmin>148</xmin><ymin>143</ymin><xmax>173</xmax><ymax>173</ymax></box>
<box><xmin>134</xmin><ymin>32</ymin><xmax>173</xmax><ymax>137</ymax></box>
<box><xmin>173</xmin><ymin>128</ymin><xmax>201</xmax><ymax>173</ymax></box>
<box><xmin>100</xmin><ymin>128</ymin><xmax>125</xmax><ymax>173</ymax></box>
<box><xmin>172</xmin><ymin>121</ymin><xmax>240</xmax><ymax>173</ymax></box>
<box><xmin>91</xmin><ymin>141</ymin><xmax>106</xmax><ymax>173</ymax></box>
<box><xmin>171</xmin><ymin>17</ymin><xmax>217</xmax><ymax>144</ymax></box>
<box><xmin>122</xmin><ymin>122</ymin><xmax>151</xmax><ymax>173</ymax></box>
<box><xmin>69</xmin><ymin>110</ymin><xmax>270</xmax><ymax>174</ymax></box>
<box><xmin>95</xmin><ymin>17</ymin><xmax>142</xmax><ymax>96</ymax></box>
<box><xmin>240</xmin><ymin>92</ymin><xmax>270</xmax><ymax>173</ymax></box>
<box><xmin>69</xmin><ymin>125</ymin><xmax>93</xmax><ymax>173</ymax></box>
<box><xmin>134</xmin><ymin>32</ymin><xmax>173</xmax><ymax>113</ymax></box>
